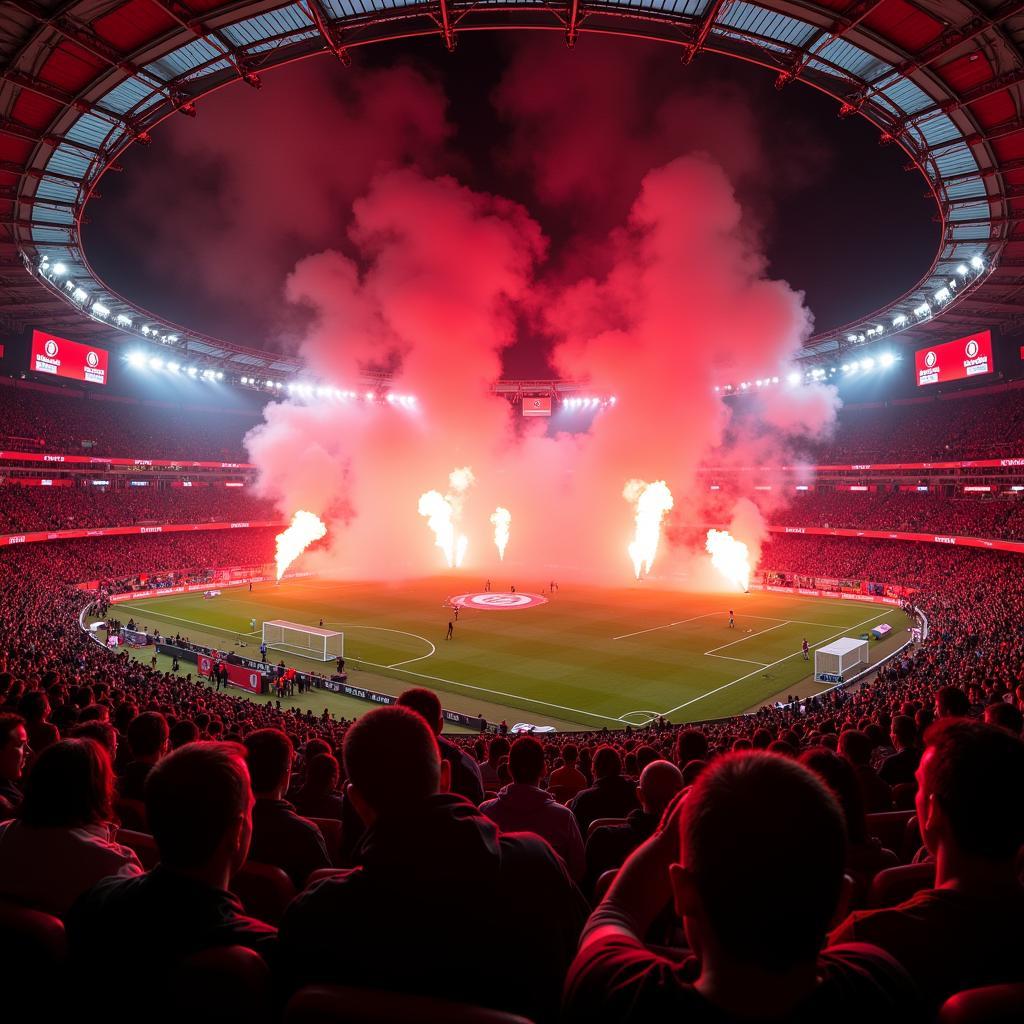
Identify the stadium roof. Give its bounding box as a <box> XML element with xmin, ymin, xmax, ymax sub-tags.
<box><xmin>1</xmin><ymin>0</ymin><xmax>1022</xmax><ymax>378</ymax></box>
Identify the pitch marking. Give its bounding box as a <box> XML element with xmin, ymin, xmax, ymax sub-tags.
<box><xmin>704</xmin><ymin>621</ymin><xmax>789</xmax><ymax>655</ymax></box>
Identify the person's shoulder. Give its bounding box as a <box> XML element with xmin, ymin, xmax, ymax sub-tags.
<box><xmin>283</xmin><ymin>869</ymin><xmax>364</xmax><ymax>929</ymax></box>
<box><xmin>818</xmin><ymin>942</ymin><xmax>922</xmax><ymax>1014</ymax></box>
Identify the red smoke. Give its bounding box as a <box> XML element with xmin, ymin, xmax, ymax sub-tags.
<box><xmin>247</xmin><ymin>154</ymin><xmax>837</xmax><ymax>583</ymax></box>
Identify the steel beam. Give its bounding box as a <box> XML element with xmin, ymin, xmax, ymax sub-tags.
<box><xmin>683</xmin><ymin>0</ymin><xmax>729</xmax><ymax>64</ymax></box>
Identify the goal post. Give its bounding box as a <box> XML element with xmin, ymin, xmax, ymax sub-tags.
<box><xmin>262</xmin><ymin>620</ymin><xmax>343</xmax><ymax>662</ymax></box>
<box><xmin>814</xmin><ymin>637</ymin><xmax>869</xmax><ymax>684</ymax></box>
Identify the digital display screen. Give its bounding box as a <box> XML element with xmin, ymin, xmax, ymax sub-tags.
<box><xmin>915</xmin><ymin>330</ymin><xmax>993</xmax><ymax>386</ymax></box>
<box><xmin>30</xmin><ymin>330</ymin><xmax>108</xmax><ymax>385</ymax></box>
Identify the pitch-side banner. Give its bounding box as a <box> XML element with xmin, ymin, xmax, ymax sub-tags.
<box><xmin>0</xmin><ymin>450</ymin><xmax>253</xmax><ymax>470</ymax></box>
<box><xmin>3</xmin><ymin>519</ymin><xmax>284</xmax><ymax>547</ymax></box>
<box><xmin>915</xmin><ymin>330</ymin><xmax>994</xmax><ymax>386</ymax></box>
<box><xmin>30</xmin><ymin>330</ymin><xmax>109</xmax><ymax>385</ymax></box>
<box><xmin>771</xmin><ymin>524</ymin><xmax>1024</xmax><ymax>554</ymax></box>
<box><xmin>522</xmin><ymin>396</ymin><xmax>552</xmax><ymax>417</ymax></box>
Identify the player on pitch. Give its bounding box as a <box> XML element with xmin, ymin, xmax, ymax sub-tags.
<box><xmin>729</xmin><ymin>609</ymin><xmax>735</xmax><ymax>629</ymax></box>
<box><xmin>446</xmin><ymin>620</ymin><xmax>454</xmax><ymax>640</ymax></box>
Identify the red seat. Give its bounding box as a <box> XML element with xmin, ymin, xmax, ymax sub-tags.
<box><xmin>939</xmin><ymin>983</ymin><xmax>1024</xmax><ymax>1023</ymax></box>
<box><xmin>233</xmin><ymin>859</ymin><xmax>296</xmax><ymax>924</ymax></box>
<box><xmin>865</xmin><ymin>811</ymin><xmax>914</xmax><ymax>859</ymax></box>
<box><xmin>868</xmin><ymin>861</ymin><xmax>935</xmax><ymax>908</ymax></box>
<box><xmin>285</xmin><ymin>984</ymin><xmax>535</xmax><ymax>1023</ymax></box>
<box><xmin>309</xmin><ymin>817</ymin><xmax>343</xmax><ymax>864</ymax></box>
<box><xmin>891</xmin><ymin>781</ymin><xmax>917</xmax><ymax>810</ymax></box>
<box><xmin>0</xmin><ymin>899</ymin><xmax>68</xmax><ymax>1013</ymax></box>
<box><xmin>116</xmin><ymin>827</ymin><xmax>160</xmax><ymax>869</ymax></box>
<box><xmin>171</xmin><ymin>945</ymin><xmax>273</xmax><ymax>1023</ymax></box>
<box><xmin>587</xmin><ymin>817</ymin><xmax>627</xmax><ymax>840</ymax></box>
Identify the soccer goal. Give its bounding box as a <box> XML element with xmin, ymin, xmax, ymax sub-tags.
<box><xmin>814</xmin><ymin>637</ymin><xmax>869</xmax><ymax>683</ymax></box>
<box><xmin>262</xmin><ymin>620</ymin><xmax>343</xmax><ymax>662</ymax></box>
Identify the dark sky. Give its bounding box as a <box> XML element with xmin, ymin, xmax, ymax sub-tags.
<box><xmin>83</xmin><ymin>33</ymin><xmax>937</xmax><ymax>378</ymax></box>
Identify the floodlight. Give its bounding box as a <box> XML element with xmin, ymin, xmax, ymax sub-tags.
<box><xmin>787</xmin><ymin>372</ymin><xmax>801</xmax><ymax>386</ymax></box>
<box><xmin>167</xmin><ymin>361</ymin><xmax>180</xmax><ymax>373</ymax></box>
<box><xmin>841</xmin><ymin>364</ymin><xmax>850</xmax><ymax>373</ymax></box>
<box><xmin>914</xmin><ymin>303</ymin><xmax>931</xmax><ymax>317</ymax></box>
<box><xmin>187</xmin><ymin>366</ymin><xmax>197</xmax><ymax>376</ymax></box>
<box><xmin>92</xmin><ymin>302</ymin><xmax>110</xmax><ymax>318</ymax></box>
<box><xmin>956</xmin><ymin>264</ymin><xmax>968</xmax><ymax>276</ymax></box>
<box><xmin>217</xmin><ymin>371</ymin><xmax>225</xmax><ymax>381</ymax></box>
<box><xmin>127</xmin><ymin>351</ymin><xmax>145</xmax><ymax>369</ymax></box>
<box><xmin>934</xmin><ymin>287</ymin><xmax>950</xmax><ymax>302</ymax></box>
<box><xmin>970</xmin><ymin>255</ymin><xmax>984</xmax><ymax>270</ymax></box>
<box><xmin>861</xmin><ymin>357</ymin><xmax>875</xmax><ymax>371</ymax></box>
<box><xmin>73</xmin><ymin>287</ymin><xmax>88</xmax><ymax>303</ymax></box>
<box><xmin>52</xmin><ymin>262</ymin><xmax>67</xmax><ymax>276</ymax></box>
<box><xmin>880</xmin><ymin>352</ymin><xmax>895</xmax><ymax>368</ymax></box>
<box><xmin>847</xmin><ymin>334</ymin><xmax>857</xmax><ymax>342</ymax></box>
<box><xmin>116</xmin><ymin>314</ymin><xmax>133</xmax><ymax>327</ymax></box>
<box><xmin>892</xmin><ymin>314</ymin><xmax>907</xmax><ymax>326</ymax></box>
<box><xmin>149</xmin><ymin>357</ymin><xmax>163</xmax><ymax>370</ymax></box>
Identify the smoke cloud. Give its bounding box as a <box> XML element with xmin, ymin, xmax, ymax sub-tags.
<box><xmin>245</xmin><ymin>149</ymin><xmax>838</xmax><ymax>584</ymax></box>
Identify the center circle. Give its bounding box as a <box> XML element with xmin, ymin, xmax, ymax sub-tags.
<box><xmin>449</xmin><ymin>592</ymin><xmax>549</xmax><ymax>610</ymax></box>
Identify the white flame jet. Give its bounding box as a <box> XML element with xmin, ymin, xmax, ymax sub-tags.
<box><xmin>275</xmin><ymin>510</ymin><xmax>327</xmax><ymax>581</ymax></box>
<box><xmin>623</xmin><ymin>479</ymin><xmax>674</xmax><ymax>579</ymax></box>
<box><xmin>490</xmin><ymin>507</ymin><xmax>511</xmax><ymax>561</ymax></box>
<box><xmin>705</xmin><ymin>528</ymin><xmax>752</xmax><ymax>592</ymax></box>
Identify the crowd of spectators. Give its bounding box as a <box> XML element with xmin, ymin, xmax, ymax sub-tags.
<box><xmin>0</xmin><ymin>528</ymin><xmax>1021</xmax><ymax>1019</ymax></box>
<box><xmin>0</xmin><ymin>380</ymin><xmax>261</xmax><ymax>460</ymax></box>
<box><xmin>808</xmin><ymin>386</ymin><xmax>1024</xmax><ymax>463</ymax></box>
<box><xmin>774</xmin><ymin>490</ymin><xmax>1024</xmax><ymax>540</ymax></box>
<box><xmin>0</xmin><ymin>484</ymin><xmax>275</xmax><ymax>533</ymax></box>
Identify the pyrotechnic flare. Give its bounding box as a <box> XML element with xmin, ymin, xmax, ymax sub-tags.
<box><xmin>275</xmin><ymin>510</ymin><xmax>327</xmax><ymax>581</ymax></box>
<box><xmin>624</xmin><ymin>479</ymin><xmax>674</xmax><ymax>579</ymax></box>
<box><xmin>705</xmin><ymin>528</ymin><xmax>752</xmax><ymax>592</ymax></box>
<box><xmin>418</xmin><ymin>467</ymin><xmax>474</xmax><ymax>569</ymax></box>
<box><xmin>490</xmin><ymin>507</ymin><xmax>512</xmax><ymax>561</ymax></box>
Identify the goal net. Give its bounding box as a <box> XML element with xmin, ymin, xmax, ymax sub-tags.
<box><xmin>814</xmin><ymin>637</ymin><xmax>869</xmax><ymax>684</ymax></box>
<box><xmin>262</xmin><ymin>620</ymin><xmax>343</xmax><ymax>662</ymax></box>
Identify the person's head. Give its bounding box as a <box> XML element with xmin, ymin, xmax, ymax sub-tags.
<box><xmin>19</xmin><ymin>690</ymin><xmax>50</xmax><ymax>724</ymax></box>
<box><xmin>916</xmin><ymin>719</ymin><xmax>1024</xmax><ymax>866</ymax></box>
<box><xmin>984</xmin><ymin>702</ymin><xmax>1023</xmax><ymax>736</ymax></box>
<box><xmin>561</xmin><ymin>743</ymin><xmax>578</xmax><ymax>766</ymax></box>
<box><xmin>508</xmin><ymin>736</ymin><xmax>545</xmax><ymax>786</ymax></box>
<box><xmin>303</xmin><ymin>738</ymin><xmax>332</xmax><ymax>763</ymax></box>
<box><xmin>70</xmin><ymin>720</ymin><xmax>118</xmax><ymax>758</ymax></box>
<box><xmin>145</xmin><ymin>742</ymin><xmax>253</xmax><ymax>876</ymax></box>
<box><xmin>169</xmin><ymin>720</ymin><xmax>200</xmax><ymax>749</ymax></box>
<box><xmin>890</xmin><ymin>714</ymin><xmax>917</xmax><ymax>751</ymax></box>
<box><xmin>396</xmin><ymin>687</ymin><xmax>443</xmax><ymax>736</ymax></box>
<box><xmin>243</xmin><ymin>729</ymin><xmax>294</xmax><ymax>797</ymax></box>
<box><xmin>0</xmin><ymin>714</ymin><xmax>28</xmax><ymax>783</ymax></box>
<box><xmin>837</xmin><ymin>729</ymin><xmax>872</xmax><ymax>768</ymax></box>
<box><xmin>676</xmin><ymin>729</ymin><xmax>709</xmax><ymax>769</ymax></box>
<box><xmin>127</xmin><ymin>711</ymin><xmax>169</xmax><ymax>763</ymax></box>
<box><xmin>304</xmin><ymin>752</ymin><xmax>340</xmax><ymax>793</ymax></box>
<box><xmin>343</xmin><ymin>706</ymin><xmax>446</xmax><ymax>826</ymax></box>
<box><xmin>799</xmin><ymin>746</ymin><xmax>867</xmax><ymax>845</ymax></box>
<box><xmin>670</xmin><ymin>752</ymin><xmax>848</xmax><ymax>974</ymax></box>
<box><xmin>488</xmin><ymin>736</ymin><xmax>510</xmax><ymax>764</ymax></box>
<box><xmin>19</xmin><ymin>738</ymin><xmax>114</xmax><ymax>829</ymax></box>
<box><xmin>592</xmin><ymin>745</ymin><xmax>621</xmax><ymax>780</ymax></box>
<box><xmin>637</xmin><ymin>760</ymin><xmax>683</xmax><ymax>816</ymax></box>
<box><xmin>935</xmin><ymin>685</ymin><xmax>970</xmax><ymax>719</ymax></box>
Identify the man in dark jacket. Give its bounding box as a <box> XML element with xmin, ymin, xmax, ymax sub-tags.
<box><xmin>584</xmin><ymin>758</ymin><xmax>683</xmax><ymax>897</ymax></box>
<box><xmin>570</xmin><ymin>744</ymin><xmax>640</xmax><ymax>835</ymax></box>
<box><xmin>397</xmin><ymin>687</ymin><xmax>484</xmax><ymax>805</ymax></box>
<box><xmin>279</xmin><ymin>706</ymin><xmax>587</xmax><ymax>1023</ymax></box>
<box><xmin>244</xmin><ymin>728</ymin><xmax>331</xmax><ymax>888</ymax></box>
<box><xmin>67</xmin><ymin>743</ymin><xmax>277</xmax><ymax>1008</ymax></box>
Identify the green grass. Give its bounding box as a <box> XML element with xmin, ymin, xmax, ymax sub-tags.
<box><xmin>110</xmin><ymin>577</ymin><xmax>909</xmax><ymax>731</ymax></box>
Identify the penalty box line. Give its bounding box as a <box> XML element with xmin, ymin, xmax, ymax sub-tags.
<box><xmin>654</xmin><ymin>610</ymin><xmax>891</xmax><ymax>718</ymax></box>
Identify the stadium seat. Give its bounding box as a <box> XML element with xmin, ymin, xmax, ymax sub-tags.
<box><xmin>865</xmin><ymin>810</ymin><xmax>914</xmax><ymax>858</ymax></box>
<box><xmin>233</xmin><ymin>860</ymin><xmax>296</xmax><ymax>924</ymax></box>
<box><xmin>116</xmin><ymin>827</ymin><xmax>160</xmax><ymax>869</ymax></box>
<box><xmin>171</xmin><ymin>945</ymin><xmax>273</xmax><ymax>1023</ymax></box>
<box><xmin>868</xmin><ymin>862</ymin><xmax>935</xmax><ymax>908</ymax></box>
<box><xmin>0</xmin><ymin>899</ymin><xmax>68</xmax><ymax>1013</ymax></box>
<box><xmin>285</xmin><ymin>984</ymin><xmax>536</xmax><ymax>1023</ymax></box>
<box><xmin>309</xmin><ymin>817</ymin><xmax>343</xmax><ymax>863</ymax></box>
<box><xmin>116</xmin><ymin>796</ymin><xmax>148</xmax><ymax>831</ymax></box>
<box><xmin>938</xmin><ymin>983</ymin><xmax>1024</xmax><ymax>1023</ymax></box>
<box><xmin>593</xmin><ymin>869</ymin><xmax>617</xmax><ymax>903</ymax></box>
<box><xmin>891</xmin><ymin>781</ymin><xmax>917</xmax><ymax>810</ymax></box>
<box><xmin>587</xmin><ymin>817</ymin><xmax>627</xmax><ymax>840</ymax></box>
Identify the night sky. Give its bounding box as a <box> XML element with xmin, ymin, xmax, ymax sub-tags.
<box><xmin>83</xmin><ymin>32</ymin><xmax>938</xmax><ymax>379</ymax></box>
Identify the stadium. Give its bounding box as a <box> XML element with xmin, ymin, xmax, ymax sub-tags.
<box><xmin>1</xmin><ymin>0</ymin><xmax>1024</xmax><ymax>1020</ymax></box>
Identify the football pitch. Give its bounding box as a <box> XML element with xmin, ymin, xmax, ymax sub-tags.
<box><xmin>113</xmin><ymin>577</ymin><xmax>909</xmax><ymax>731</ymax></box>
